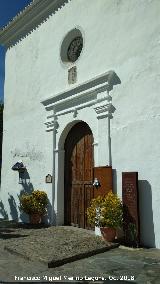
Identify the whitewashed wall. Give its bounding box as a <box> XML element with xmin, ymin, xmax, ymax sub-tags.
<box><xmin>0</xmin><ymin>0</ymin><xmax>160</xmax><ymax>248</ymax></box>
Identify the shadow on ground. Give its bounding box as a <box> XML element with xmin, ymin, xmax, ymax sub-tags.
<box><xmin>0</xmin><ymin>228</ymin><xmax>28</xmax><ymax>239</ymax></box>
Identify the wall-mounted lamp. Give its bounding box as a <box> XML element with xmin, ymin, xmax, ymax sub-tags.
<box><xmin>93</xmin><ymin>178</ymin><xmax>101</xmax><ymax>189</ymax></box>
<box><xmin>12</xmin><ymin>161</ymin><xmax>26</xmax><ymax>173</ymax></box>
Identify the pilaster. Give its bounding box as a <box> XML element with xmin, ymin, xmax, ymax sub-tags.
<box><xmin>94</xmin><ymin>88</ymin><xmax>116</xmax><ymax>166</ymax></box>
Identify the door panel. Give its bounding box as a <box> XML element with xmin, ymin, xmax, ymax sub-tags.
<box><xmin>64</xmin><ymin>123</ymin><xmax>113</xmax><ymax>229</ymax></box>
<box><xmin>93</xmin><ymin>166</ymin><xmax>113</xmax><ymax>198</ymax></box>
<box><xmin>64</xmin><ymin>122</ymin><xmax>94</xmax><ymax>229</ymax></box>
<box><xmin>84</xmin><ymin>183</ymin><xmax>95</xmax><ymax>230</ymax></box>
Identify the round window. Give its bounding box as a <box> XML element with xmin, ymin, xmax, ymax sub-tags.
<box><xmin>67</xmin><ymin>36</ymin><xmax>83</xmax><ymax>62</ymax></box>
<box><xmin>60</xmin><ymin>29</ymin><xmax>83</xmax><ymax>64</ymax></box>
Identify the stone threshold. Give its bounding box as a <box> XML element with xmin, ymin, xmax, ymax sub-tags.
<box><xmin>4</xmin><ymin>242</ymin><xmax>119</xmax><ymax>268</ymax></box>
<box><xmin>48</xmin><ymin>243</ymin><xmax>119</xmax><ymax>268</ymax></box>
<box><xmin>2</xmin><ymin>225</ymin><xmax>120</xmax><ymax>269</ymax></box>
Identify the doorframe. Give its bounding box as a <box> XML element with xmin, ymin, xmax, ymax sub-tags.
<box><xmin>56</xmin><ymin>120</ymin><xmax>95</xmax><ymax>226</ymax></box>
<box><xmin>41</xmin><ymin>71</ymin><xmax>120</xmax><ymax>225</ymax></box>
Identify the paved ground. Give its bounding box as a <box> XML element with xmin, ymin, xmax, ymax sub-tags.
<box><xmin>2</xmin><ymin>226</ymin><xmax>118</xmax><ymax>267</ymax></box>
<box><xmin>0</xmin><ymin>222</ymin><xmax>160</xmax><ymax>283</ymax></box>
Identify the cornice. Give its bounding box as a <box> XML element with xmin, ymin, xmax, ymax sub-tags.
<box><xmin>0</xmin><ymin>0</ymin><xmax>69</xmax><ymax>48</ymax></box>
<box><xmin>41</xmin><ymin>70</ymin><xmax>121</xmax><ymax>131</ymax></box>
<box><xmin>41</xmin><ymin>70</ymin><xmax>120</xmax><ymax>110</ymax></box>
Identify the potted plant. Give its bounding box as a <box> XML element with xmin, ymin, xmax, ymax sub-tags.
<box><xmin>19</xmin><ymin>190</ymin><xmax>48</xmax><ymax>224</ymax></box>
<box><xmin>87</xmin><ymin>191</ymin><xmax>123</xmax><ymax>242</ymax></box>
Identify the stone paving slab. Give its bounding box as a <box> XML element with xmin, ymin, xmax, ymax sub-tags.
<box><xmin>1</xmin><ymin>226</ymin><xmax>118</xmax><ymax>267</ymax></box>
<box><xmin>0</xmin><ymin>223</ymin><xmax>160</xmax><ymax>283</ymax></box>
<box><xmin>1</xmin><ymin>244</ymin><xmax>160</xmax><ymax>283</ymax></box>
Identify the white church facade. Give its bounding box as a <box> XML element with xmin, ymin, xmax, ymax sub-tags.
<box><xmin>0</xmin><ymin>0</ymin><xmax>160</xmax><ymax>248</ymax></box>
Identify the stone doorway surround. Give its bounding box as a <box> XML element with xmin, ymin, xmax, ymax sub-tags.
<box><xmin>41</xmin><ymin>71</ymin><xmax>121</xmax><ymax>225</ymax></box>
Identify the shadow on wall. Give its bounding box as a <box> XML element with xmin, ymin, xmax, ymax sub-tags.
<box><xmin>18</xmin><ymin>170</ymin><xmax>55</xmax><ymax>224</ymax></box>
<box><xmin>6</xmin><ymin>170</ymin><xmax>34</xmax><ymax>223</ymax></box>
<box><xmin>2</xmin><ymin>169</ymin><xmax>54</xmax><ymax>224</ymax></box>
<box><xmin>112</xmin><ymin>168</ymin><xmax>117</xmax><ymax>194</ymax></box>
<box><xmin>18</xmin><ymin>170</ymin><xmax>34</xmax><ymax>223</ymax></box>
<box><xmin>0</xmin><ymin>200</ymin><xmax>8</xmax><ymax>220</ymax></box>
<box><xmin>138</xmin><ymin>180</ymin><xmax>155</xmax><ymax>248</ymax></box>
<box><xmin>42</xmin><ymin>198</ymin><xmax>55</xmax><ymax>225</ymax></box>
<box><xmin>8</xmin><ymin>193</ymin><xmax>18</xmax><ymax>222</ymax></box>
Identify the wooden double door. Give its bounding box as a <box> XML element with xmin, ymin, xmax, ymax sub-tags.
<box><xmin>64</xmin><ymin>122</ymin><xmax>94</xmax><ymax>229</ymax></box>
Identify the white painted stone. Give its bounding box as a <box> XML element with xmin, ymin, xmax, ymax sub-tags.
<box><xmin>0</xmin><ymin>0</ymin><xmax>159</xmax><ymax>248</ymax></box>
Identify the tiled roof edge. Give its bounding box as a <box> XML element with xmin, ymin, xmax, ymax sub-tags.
<box><xmin>0</xmin><ymin>0</ymin><xmax>69</xmax><ymax>49</ymax></box>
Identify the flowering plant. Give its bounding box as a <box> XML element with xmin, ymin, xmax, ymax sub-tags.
<box><xmin>19</xmin><ymin>190</ymin><xmax>48</xmax><ymax>215</ymax></box>
<box><xmin>87</xmin><ymin>191</ymin><xmax>123</xmax><ymax>228</ymax></box>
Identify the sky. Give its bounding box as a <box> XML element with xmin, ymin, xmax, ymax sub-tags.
<box><xmin>0</xmin><ymin>0</ymin><xmax>33</xmax><ymax>102</ymax></box>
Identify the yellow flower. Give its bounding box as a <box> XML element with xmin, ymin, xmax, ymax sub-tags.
<box><xmin>86</xmin><ymin>191</ymin><xmax>123</xmax><ymax>228</ymax></box>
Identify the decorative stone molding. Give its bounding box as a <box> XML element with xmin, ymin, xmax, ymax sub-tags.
<box><xmin>94</xmin><ymin>104</ymin><xmax>116</xmax><ymax>119</ymax></box>
<box><xmin>73</xmin><ymin>108</ymin><xmax>78</xmax><ymax>118</ymax></box>
<box><xmin>44</xmin><ymin>112</ymin><xmax>59</xmax><ymax>132</ymax></box>
<box><xmin>54</xmin><ymin>149</ymin><xmax>65</xmax><ymax>154</ymax></box>
<box><xmin>41</xmin><ymin>70</ymin><xmax>121</xmax><ymax>131</ymax></box>
<box><xmin>0</xmin><ymin>0</ymin><xmax>69</xmax><ymax>48</ymax></box>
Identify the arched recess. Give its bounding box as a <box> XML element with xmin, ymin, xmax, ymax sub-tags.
<box><xmin>57</xmin><ymin>120</ymin><xmax>95</xmax><ymax>229</ymax></box>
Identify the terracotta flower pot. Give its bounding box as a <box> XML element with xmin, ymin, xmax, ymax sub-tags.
<box><xmin>29</xmin><ymin>214</ymin><xmax>42</xmax><ymax>224</ymax></box>
<box><xmin>100</xmin><ymin>227</ymin><xmax>116</xmax><ymax>242</ymax></box>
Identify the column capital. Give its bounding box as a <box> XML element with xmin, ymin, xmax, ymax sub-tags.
<box><xmin>44</xmin><ymin>112</ymin><xmax>59</xmax><ymax>132</ymax></box>
<box><xmin>94</xmin><ymin>103</ymin><xmax>116</xmax><ymax>119</ymax></box>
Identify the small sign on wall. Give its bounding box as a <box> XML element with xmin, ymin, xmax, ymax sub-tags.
<box><xmin>68</xmin><ymin>66</ymin><xmax>77</xmax><ymax>84</ymax></box>
<box><xmin>45</xmin><ymin>174</ymin><xmax>52</xmax><ymax>183</ymax></box>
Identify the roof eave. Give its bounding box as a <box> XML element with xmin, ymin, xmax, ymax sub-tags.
<box><xmin>0</xmin><ymin>0</ymin><xmax>68</xmax><ymax>48</ymax></box>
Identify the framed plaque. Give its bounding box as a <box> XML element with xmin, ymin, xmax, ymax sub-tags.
<box><xmin>68</xmin><ymin>66</ymin><xmax>77</xmax><ymax>84</ymax></box>
<box><xmin>45</xmin><ymin>174</ymin><xmax>52</xmax><ymax>183</ymax></box>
